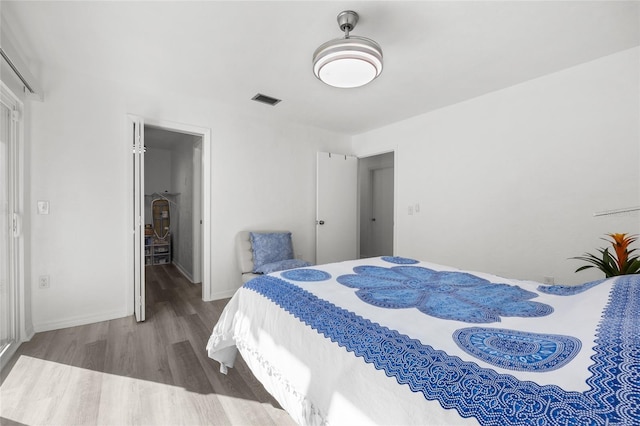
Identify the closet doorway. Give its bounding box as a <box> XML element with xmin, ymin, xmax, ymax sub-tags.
<box><xmin>359</xmin><ymin>152</ymin><xmax>395</xmax><ymax>258</ymax></box>
<box><xmin>144</xmin><ymin>126</ymin><xmax>202</xmax><ymax>282</ymax></box>
<box><xmin>129</xmin><ymin>116</ymin><xmax>211</xmax><ymax>322</ymax></box>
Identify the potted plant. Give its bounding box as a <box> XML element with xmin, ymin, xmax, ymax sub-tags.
<box><xmin>572</xmin><ymin>233</ymin><xmax>640</xmax><ymax>277</ymax></box>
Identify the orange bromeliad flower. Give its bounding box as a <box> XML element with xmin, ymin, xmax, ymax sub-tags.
<box><xmin>608</xmin><ymin>233</ymin><xmax>633</xmax><ymax>271</ymax></box>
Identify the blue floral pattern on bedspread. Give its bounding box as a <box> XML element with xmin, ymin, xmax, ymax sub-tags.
<box><xmin>452</xmin><ymin>327</ymin><xmax>581</xmax><ymax>372</ymax></box>
<box><xmin>336</xmin><ymin>265</ymin><xmax>553</xmax><ymax>323</ymax></box>
<box><xmin>244</xmin><ymin>275</ymin><xmax>640</xmax><ymax>425</ymax></box>
<box><xmin>281</xmin><ymin>268</ymin><xmax>331</xmax><ymax>282</ymax></box>
<box><xmin>537</xmin><ymin>279</ymin><xmax>606</xmax><ymax>296</ymax></box>
<box><xmin>381</xmin><ymin>256</ymin><xmax>419</xmax><ymax>264</ymax></box>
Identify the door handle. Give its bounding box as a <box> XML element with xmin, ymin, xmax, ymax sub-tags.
<box><xmin>371</xmin><ymin>218</ymin><xmax>376</xmax><ymax>222</ymax></box>
<box><xmin>317</xmin><ymin>220</ymin><xmax>325</xmax><ymax>225</ymax></box>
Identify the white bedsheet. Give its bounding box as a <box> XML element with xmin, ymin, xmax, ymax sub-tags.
<box><xmin>207</xmin><ymin>257</ymin><xmax>638</xmax><ymax>425</ymax></box>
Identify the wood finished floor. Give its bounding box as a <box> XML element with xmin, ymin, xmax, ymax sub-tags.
<box><xmin>0</xmin><ymin>265</ymin><xmax>296</xmax><ymax>426</ymax></box>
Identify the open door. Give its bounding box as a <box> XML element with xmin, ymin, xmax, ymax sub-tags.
<box><xmin>316</xmin><ymin>152</ymin><xmax>358</xmax><ymax>264</ymax></box>
<box><xmin>130</xmin><ymin>115</ymin><xmax>145</xmax><ymax>322</ymax></box>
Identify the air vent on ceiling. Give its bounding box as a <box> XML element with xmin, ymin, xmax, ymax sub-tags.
<box><xmin>251</xmin><ymin>93</ymin><xmax>282</xmax><ymax>106</ymax></box>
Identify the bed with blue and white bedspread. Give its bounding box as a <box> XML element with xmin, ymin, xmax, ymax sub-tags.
<box><xmin>206</xmin><ymin>256</ymin><xmax>639</xmax><ymax>425</ymax></box>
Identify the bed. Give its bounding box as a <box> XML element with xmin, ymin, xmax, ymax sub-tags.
<box><xmin>206</xmin><ymin>256</ymin><xmax>639</xmax><ymax>425</ymax></box>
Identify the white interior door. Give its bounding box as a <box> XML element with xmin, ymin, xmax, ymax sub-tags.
<box><xmin>130</xmin><ymin>116</ymin><xmax>145</xmax><ymax>322</ymax></box>
<box><xmin>371</xmin><ymin>167</ymin><xmax>394</xmax><ymax>256</ymax></box>
<box><xmin>316</xmin><ymin>152</ymin><xmax>358</xmax><ymax>264</ymax></box>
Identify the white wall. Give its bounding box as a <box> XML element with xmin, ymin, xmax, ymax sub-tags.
<box><xmin>144</xmin><ymin>147</ymin><xmax>172</xmax><ymax>194</ymax></box>
<box><xmin>143</xmin><ymin>147</ymin><xmax>172</xmax><ymax>231</ymax></box>
<box><xmin>28</xmin><ymin>64</ymin><xmax>349</xmax><ymax>331</ymax></box>
<box><xmin>170</xmin><ymin>137</ymin><xmax>197</xmax><ymax>280</ymax></box>
<box><xmin>20</xmin><ymin>39</ymin><xmax>640</xmax><ymax>330</ymax></box>
<box><xmin>353</xmin><ymin>47</ymin><xmax>640</xmax><ymax>285</ymax></box>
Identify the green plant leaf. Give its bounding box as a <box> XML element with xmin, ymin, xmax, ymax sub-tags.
<box><xmin>603</xmin><ymin>249</ymin><xmax>620</xmax><ymax>274</ymax></box>
<box><xmin>574</xmin><ymin>265</ymin><xmax>595</xmax><ymax>273</ymax></box>
<box><xmin>622</xmin><ymin>257</ymin><xmax>640</xmax><ymax>274</ymax></box>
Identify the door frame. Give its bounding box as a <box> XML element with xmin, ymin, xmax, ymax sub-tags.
<box><xmin>128</xmin><ymin>115</ymin><xmax>212</xmax><ymax>317</ymax></box>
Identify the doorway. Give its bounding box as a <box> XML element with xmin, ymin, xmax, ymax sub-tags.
<box><xmin>129</xmin><ymin>116</ymin><xmax>211</xmax><ymax>322</ymax></box>
<box><xmin>359</xmin><ymin>152</ymin><xmax>394</xmax><ymax>258</ymax></box>
<box><xmin>316</xmin><ymin>151</ymin><xmax>395</xmax><ymax>263</ymax></box>
<box><xmin>144</xmin><ymin>126</ymin><xmax>202</xmax><ymax>284</ymax></box>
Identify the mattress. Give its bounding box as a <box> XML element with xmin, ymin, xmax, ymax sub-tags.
<box><xmin>207</xmin><ymin>256</ymin><xmax>639</xmax><ymax>425</ymax></box>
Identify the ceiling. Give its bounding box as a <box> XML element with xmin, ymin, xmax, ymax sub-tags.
<box><xmin>144</xmin><ymin>125</ymin><xmax>200</xmax><ymax>150</ymax></box>
<box><xmin>3</xmin><ymin>1</ymin><xmax>639</xmax><ymax>135</ymax></box>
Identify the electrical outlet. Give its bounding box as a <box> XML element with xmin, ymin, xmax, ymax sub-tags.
<box><xmin>37</xmin><ymin>200</ymin><xmax>50</xmax><ymax>215</ymax></box>
<box><xmin>38</xmin><ymin>275</ymin><xmax>50</xmax><ymax>289</ymax></box>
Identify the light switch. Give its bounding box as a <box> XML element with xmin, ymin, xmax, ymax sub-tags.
<box><xmin>37</xmin><ymin>200</ymin><xmax>50</xmax><ymax>215</ymax></box>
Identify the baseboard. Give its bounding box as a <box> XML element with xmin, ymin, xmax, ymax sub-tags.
<box><xmin>21</xmin><ymin>325</ymin><xmax>35</xmax><ymax>342</ymax></box>
<box><xmin>33</xmin><ymin>308</ymin><xmax>130</xmax><ymax>333</ymax></box>
<box><xmin>172</xmin><ymin>261</ymin><xmax>194</xmax><ymax>283</ymax></box>
<box><xmin>207</xmin><ymin>288</ymin><xmax>238</xmax><ymax>301</ymax></box>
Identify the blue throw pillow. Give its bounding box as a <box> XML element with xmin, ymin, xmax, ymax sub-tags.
<box><xmin>250</xmin><ymin>232</ymin><xmax>294</xmax><ymax>271</ymax></box>
<box><xmin>254</xmin><ymin>259</ymin><xmax>314</xmax><ymax>274</ymax></box>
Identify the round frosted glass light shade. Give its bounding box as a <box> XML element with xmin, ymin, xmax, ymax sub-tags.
<box><xmin>313</xmin><ymin>36</ymin><xmax>383</xmax><ymax>88</ymax></box>
<box><xmin>318</xmin><ymin>58</ymin><xmax>378</xmax><ymax>88</ymax></box>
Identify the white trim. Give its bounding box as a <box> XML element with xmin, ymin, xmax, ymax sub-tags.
<box><xmin>192</xmin><ymin>142</ymin><xmax>202</xmax><ymax>284</ymax></box>
<box><xmin>202</xmin><ymin>128</ymin><xmax>211</xmax><ymax>300</ymax></box>
<box><xmin>33</xmin><ymin>309</ymin><xmax>130</xmax><ymax>333</ymax></box>
<box><xmin>209</xmin><ymin>288</ymin><xmax>238</xmax><ymax>301</ymax></box>
<box><xmin>172</xmin><ymin>260</ymin><xmax>194</xmax><ymax>283</ymax></box>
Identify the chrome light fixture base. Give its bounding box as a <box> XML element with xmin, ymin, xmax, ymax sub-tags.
<box><xmin>337</xmin><ymin>10</ymin><xmax>359</xmax><ymax>32</ymax></box>
<box><xmin>313</xmin><ymin>10</ymin><xmax>383</xmax><ymax>89</ymax></box>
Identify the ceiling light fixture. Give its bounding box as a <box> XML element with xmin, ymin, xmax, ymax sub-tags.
<box><xmin>313</xmin><ymin>10</ymin><xmax>383</xmax><ymax>89</ymax></box>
